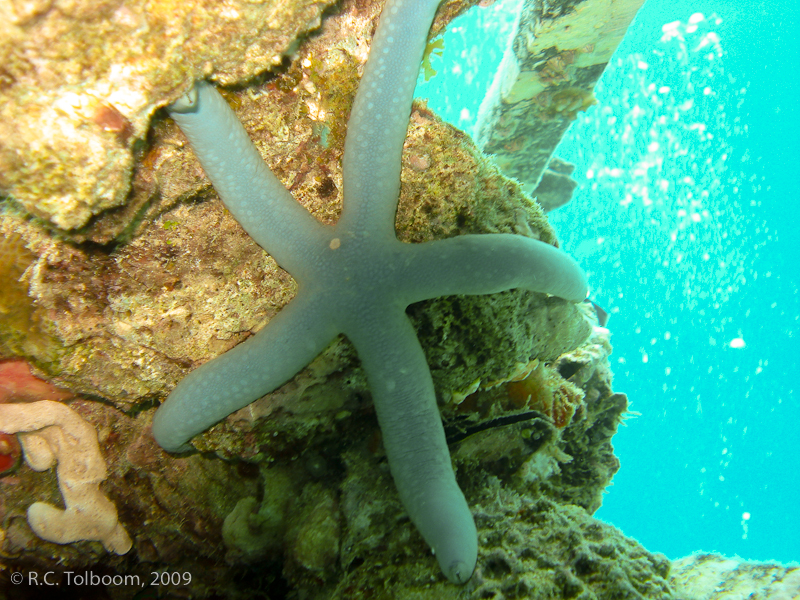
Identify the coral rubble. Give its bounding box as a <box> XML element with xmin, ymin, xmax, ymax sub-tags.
<box><xmin>671</xmin><ymin>554</ymin><xmax>800</xmax><ymax>600</ymax></box>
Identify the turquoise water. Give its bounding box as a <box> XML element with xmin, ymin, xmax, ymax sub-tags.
<box><xmin>417</xmin><ymin>0</ymin><xmax>800</xmax><ymax>564</ymax></box>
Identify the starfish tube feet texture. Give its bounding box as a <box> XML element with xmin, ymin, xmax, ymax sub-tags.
<box><xmin>152</xmin><ymin>291</ymin><xmax>339</xmax><ymax>453</ymax></box>
<box><xmin>345</xmin><ymin>308</ymin><xmax>478</xmax><ymax>583</ymax></box>
<box><xmin>153</xmin><ymin>0</ymin><xmax>588</xmax><ymax>584</ymax></box>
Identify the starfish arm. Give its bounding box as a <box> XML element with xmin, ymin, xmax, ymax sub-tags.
<box><xmin>152</xmin><ymin>291</ymin><xmax>340</xmax><ymax>452</ymax></box>
<box><xmin>399</xmin><ymin>233</ymin><xmax>589</xmax><ymax>304</ymax></box>
<box><xmin>339</xmin><ymin>0</ymin><xmax>442</xmax><ymax>237</ymax></box>
<box><xmin>344</xmin><ymin>307</ymin><xmax>477</xmax><ymax>584</ymax></box>
<box><xmin>169</xmin><ymin>82</ymin><xmax>330</xmax><ymax>279</ymax></box>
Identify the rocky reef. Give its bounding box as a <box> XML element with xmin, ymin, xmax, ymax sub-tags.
<box><xmin>2</xmin><ymin>0</ymin><xmax>784</xmax><ymax>598</ymax></box>
<box><xmin>670</xmin><ymin>554</ymin><xmax>800</xmax><ymax>600</ymax></box>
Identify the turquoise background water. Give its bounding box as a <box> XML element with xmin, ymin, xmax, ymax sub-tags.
<box><xmin>416</xmin><ymin>0</ymin><xmax>799</xmax><ymax>563</ymax></box>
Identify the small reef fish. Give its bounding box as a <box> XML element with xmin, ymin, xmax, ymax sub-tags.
<box><xmin>584</xmin><ymin>299</ymin><xmax>610</xmax><ymax>327</ymax></box>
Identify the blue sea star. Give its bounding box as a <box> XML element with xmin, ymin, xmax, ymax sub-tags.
<box><xmin>152</xmin><ymin>0</ymin><xmax>588</xmax><ymax>584</ymax></box>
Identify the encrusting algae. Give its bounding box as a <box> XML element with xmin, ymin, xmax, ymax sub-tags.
<box><xmin>0</xmin><ymin>227</ymin><xmax>59</xmax><ymax>362</ymax></box>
